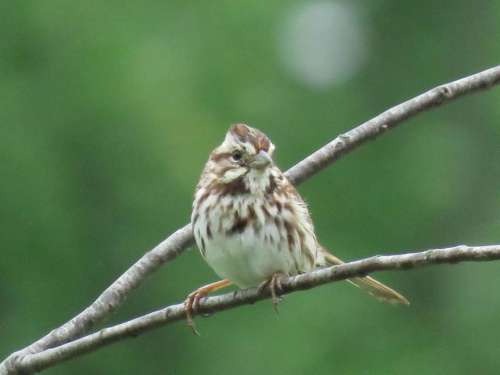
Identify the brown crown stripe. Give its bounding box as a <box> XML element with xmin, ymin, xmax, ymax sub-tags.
<box><xmin>231</xmin><ymin>123</ymin><xmax>250</xmax><ymax>139</ymax></box>
<box><xmin>230</xmin><ymin>123</ymin><xmax>271</xmax><ymax>153</ymax></box>
<box><xmin>256</xmin><ymin>134</ymin><xmax>270</xmax><ymax>152</ymax></box>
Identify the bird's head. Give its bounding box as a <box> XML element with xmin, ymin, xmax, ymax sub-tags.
<box><xmin>207</xmin><ymin>124</ymin><xmax>276</xmax><ymax>193</ymax></box>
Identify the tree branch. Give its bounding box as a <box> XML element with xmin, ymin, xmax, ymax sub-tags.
<box><xmin>2</xmin><ymin>65</ymin><xmax>500</xmax><ymax>374</ymax></box>
<box><xmin>12</xmin><ymin>245</ymin><xmax>500</xmax><ymax>374</ymax></box>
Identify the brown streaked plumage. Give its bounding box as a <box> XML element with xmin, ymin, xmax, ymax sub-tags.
<box><xmin>185</xmin><ymin>123</ymin><xmax>409</xmax><ymax>333</ymax></box>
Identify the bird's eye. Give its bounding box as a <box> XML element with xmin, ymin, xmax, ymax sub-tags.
<box><xmin>231</xmin><ymin>150</ymin><xmax>243</xmax><ymax>162</ymax></box>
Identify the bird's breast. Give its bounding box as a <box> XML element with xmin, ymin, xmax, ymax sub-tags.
<box><xmin>192</xmin><ymin>192</ymin><xmax>316</xmax><ymax>288</ymax></box>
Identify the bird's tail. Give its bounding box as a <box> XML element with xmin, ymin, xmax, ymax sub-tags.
<box><xmin>320</xmin><ymin>249</ymin><xmax>409</xmax><ymax>306</ymax></box>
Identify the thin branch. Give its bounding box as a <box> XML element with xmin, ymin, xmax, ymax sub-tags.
<box><xmin>1</xmin><ymin>65</ymin><xmax>500</xmax><ymax>374</ymax></box>
<box><xmin>14</xmin><ymin>245</ymin><xmax>500</xmax><ymax>374</ymax></box>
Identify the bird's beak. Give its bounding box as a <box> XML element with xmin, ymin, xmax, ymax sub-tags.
<box><xmin>250</xmin><ymin>150</ymin><xmax>272</xmax><ymax>169</ymax></box>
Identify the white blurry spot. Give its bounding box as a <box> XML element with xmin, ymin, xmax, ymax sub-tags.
<box><xmin>278</xmin><ymin>1</ymin><xmax>368</xmax><ymax>89</ymax></box>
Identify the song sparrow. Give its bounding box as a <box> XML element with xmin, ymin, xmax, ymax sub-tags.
<box><xmin>186</xmin><ymin>124</ymin><xmax>408</xmax><ymax>331</ymax></box>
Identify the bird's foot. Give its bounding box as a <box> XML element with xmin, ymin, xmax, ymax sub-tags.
<box><xmin>258</xmin><ymin>272</ymin><xmax>286</xmax><ymax>313</ymax></box>
<box><xmin>183</xmin><ymin>279</ymin><xmax>232</xmax><ymax>335</ymax></box>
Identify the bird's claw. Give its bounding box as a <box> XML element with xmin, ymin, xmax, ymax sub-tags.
<box><xmin>183</xmin><ymin>279</ymin><xmax>232</xmax><ymax>335</ymax></box>
<box><xmin>258</xmin><ymin>273</ymin><xmax>285</xmax><ymax>313</ymax></box>
<box><xmin>184</xmin><ymin>290</ymin><xmax>207</xmax><ymax>336</ymax></box>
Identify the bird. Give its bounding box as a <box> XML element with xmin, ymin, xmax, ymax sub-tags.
<box><xmin>185</xmin><ymin>123</ymin><xmax>408</xmax><ymax>331</ymax></box>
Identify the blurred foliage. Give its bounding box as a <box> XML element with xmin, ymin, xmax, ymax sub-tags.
<box><xmin>1</xmin><ymin>1</ymin><xmax>500</xmax><ymax>374</ymax></box>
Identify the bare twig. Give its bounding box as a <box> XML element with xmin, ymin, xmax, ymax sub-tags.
<box><xmin>12</xmin><ymin>245</ymin><xmax>500</xmax><ymax>374</ymax></box>
<box><xmin>1</xmin><ymin>65</ymin><xmax>500</xmax><ymax>374</ymax></box>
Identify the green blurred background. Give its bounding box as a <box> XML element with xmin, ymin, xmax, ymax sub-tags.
<box><xmin>2</xmin><ymin>1</ymin><xmax>500</xmax><ymax>374</ymax></box>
